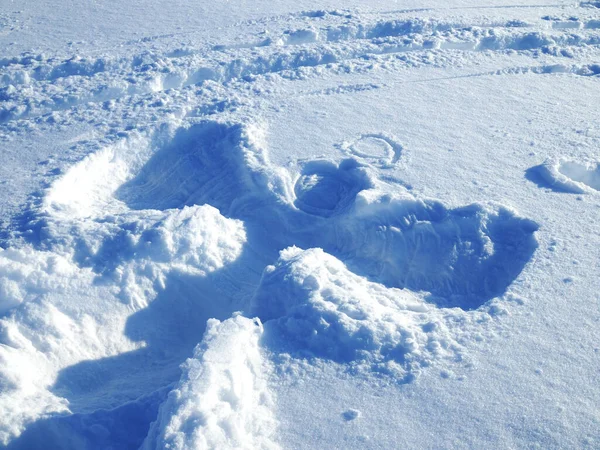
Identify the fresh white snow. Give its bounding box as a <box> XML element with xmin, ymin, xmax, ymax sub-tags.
<box><xmin>143</xmin><ymin>315</ymin><xmax>278</xmax><ymax>450</ymax></box>
<box><xmin>0</xmin><ymin>0</ymin><xmax>599</xmax><ymax>449</ymax></box>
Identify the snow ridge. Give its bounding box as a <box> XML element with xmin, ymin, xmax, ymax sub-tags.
<box><xmin>143</xmin><ymin>315</ymin><xmax>278</xmax><ymax>450</ymax></box>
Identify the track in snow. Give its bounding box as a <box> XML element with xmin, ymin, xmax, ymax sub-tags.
<box><xmin>1</xmin><ymin>8</ymin><xmax>599</xmax><ymax>123</ymax></box>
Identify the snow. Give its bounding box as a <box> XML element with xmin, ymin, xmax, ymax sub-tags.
<box><xmin>0</xmin><ymin>0</ymin><xmax>599</xmax><ymax>448</ymax></box>
<box><xmin>529</xmin><ymin>157</ymin><xmax>600</xmax><ymax>193</ymax></box>
<box><xmin>253</xmin><ymin>246</ymin><xmax>460</xmax><ymax>380</ymax></box>
<box><xmin>143</xmin><ymin>315</ymin><xmax>278</xmax><ymax>450</ymax></box>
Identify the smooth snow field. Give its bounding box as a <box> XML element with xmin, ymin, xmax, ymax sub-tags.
<box><xmin>0</xmin><ymin>0</ymin><xmax>599</xmax><ymax>449</ymax></box>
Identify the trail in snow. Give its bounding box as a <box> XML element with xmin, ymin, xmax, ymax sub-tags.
<box><xmin>2</xmin><ymin>9</ymin><xmax>600</xmax><ymax>122</ymax></box>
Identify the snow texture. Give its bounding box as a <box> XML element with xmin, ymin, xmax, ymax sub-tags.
<box><xmin>0</xmin><ymin>0</ymin><xmax>598</xmax><ymax>448</ymax></box>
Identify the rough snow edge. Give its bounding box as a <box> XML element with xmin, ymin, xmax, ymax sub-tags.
<box><xmin>142</xmin><ymin>315</ymin><xmax>279</xmax><ymax>450</ymax></box>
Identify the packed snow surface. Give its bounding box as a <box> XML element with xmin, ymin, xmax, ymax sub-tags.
<box><xmin>0</xmin><ymin>0</ymin><xmax>599</xmax><ymax>449</ymax></box>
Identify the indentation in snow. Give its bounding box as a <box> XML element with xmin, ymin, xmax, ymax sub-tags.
<box><xmin>338</xmin><ymin>133</ymin><xmax>403</xmax><ymax>169</ymax></box>
<box><xmin>342</xmin><ymin>409</ymin><xmax>361</xmax><ymax>421</ymax></box>
<box><xmin>40</xmin><ymin>119</ymin><xmax>539</xmax><ymax>315</ymax></box>
<box><xmin>293</xmin><ymin>159</ymin><xmax>372</xmax><ymax>217</ymax></box>
<box><xmin>527</xmin><ymin>158</ymin><xmax>600</xmax><ymax>194</ymax></box>
<box><xmin>1</xmin><ymin>118</ymin><xmax>539</xmax><ymax>446</ymax></box>
<box><xmin>332</xmin><ymin>193</ymin><xmax>539</xmax><ymax>309</ymax></box>
<box><xmin>115</xmin><ymin>122</ymin><xmax>277</xmax><ymax>215</ymax></box>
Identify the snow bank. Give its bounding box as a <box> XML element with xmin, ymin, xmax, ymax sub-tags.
<box><xmin>143</xmin><ymin>315</ymin><xmax>278</xmax><ymax>450</ymax></box>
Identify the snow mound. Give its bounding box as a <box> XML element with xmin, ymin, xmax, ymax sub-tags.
<box><xmin>143</xmin><ymin>315</ymin><xmax>278</xmax><ymax>450</ymax></box>
<box><xmin>253</xmin><ymin>247</ymin><xmax>460</xmax><ymax>380</ymax></box>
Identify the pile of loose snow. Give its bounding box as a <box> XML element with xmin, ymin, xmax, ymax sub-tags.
<box><xmin>253</xmin><ymin>246</ymin><xmax>459</xmax><ymax>380</ymax></box>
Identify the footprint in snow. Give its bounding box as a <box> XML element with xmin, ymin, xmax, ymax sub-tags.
<box><xmin>342</xmin><ymin>409</ymin><xmax>361</xmax><ymax>421</ymax></box>
<box><xmin>527</xmin><ymin>158</ymin><xmax>600</xmax><ymax>194</ymax></box>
